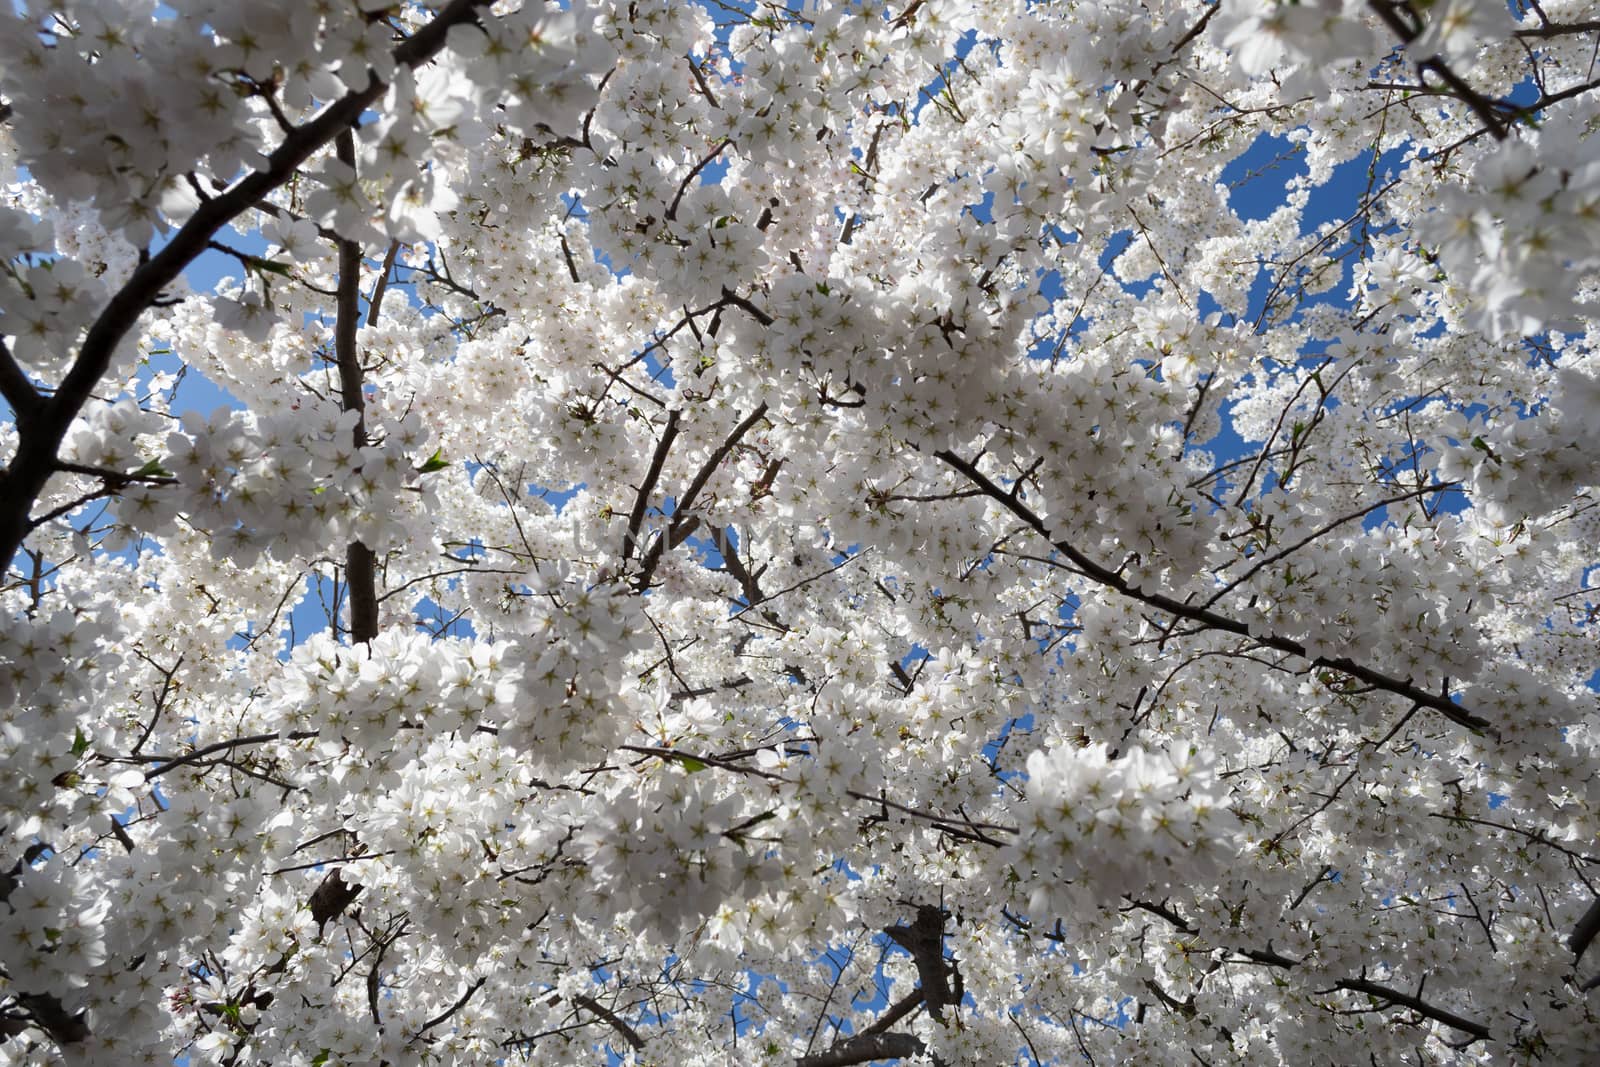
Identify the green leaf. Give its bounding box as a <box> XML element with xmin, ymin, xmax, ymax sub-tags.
<box><xmin>247</xmin><ymin>256</ymin><xmax>294</xmax><ymax>277</ymax></box>
<box><xmin>679</xmin><ymin>757</ymin><xmax>708</xmax><ymax>774</ymax></box>
<box><xmin>418</xmin><ymin>449</ymin><xmax>450</xmax><ymax>474</ymax></box>
<box><xmin>132</xmin><ymin>458</ymin><xmax>174</xmax><ymax>479</ymax></box>
<box><xmin>71</xmin><ymin>727</ymin><xmax>89</xmax><ymax>757</ymax></box>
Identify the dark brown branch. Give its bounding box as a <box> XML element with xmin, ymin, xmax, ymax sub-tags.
<box><xmin>935</xmin><ymin>450</ymin><xmax>1496</xmax><ymax>736</ymax></box>
<box><xmin>340</xmin><ymin>518</ymin><xmax>378</xmax><ymax>642</ymax></box>
<box><xmin>890</xmin><ymin>0</ymin><xmax>927</xmax><ymax>28</ymax></box>
<box><xmin>633</xmin><ymin>403</ymin><xmax>769</xmax><ymax>590</ymax></box>
<box><xmin>1206</xmin><ymin>482</ymin><xmax>1457</xmax><ymax>608</ymax></box>
<box><xmin>572</xmin><ymin>994</ymin><xmax>646</xmax><ymax>1051</ymax></box>
<box><xmin>1328</xmin><ymin>978</ymin><xmax>1491</xmax><ymax>1041</ymax></box>
<box><xmin>687</xmin><ymin>58</ymin><xmax>721</xmax><ymax>109</ymax></box>
<box><xmin>803</xmin><ymin>939</ymin><xmax>860</xmax><ymax>1057</ymax></box>
<box><xmin>126</xmin><ymin>730</ymin><xmax>320</xmax><ymax>780</ymax></box>
<box><xmin>334</xmin><ymin>130</ymin><xmax>380</xmax><ymax>645</ymax></box>
<box><xmin>367</xmin><ymin>239</ymin><xmax>403</xmax><ymax>327</ymax></box>
<box><xmin>620</xmin><ymin>744</ymin><xmax>1015</xmax><ymax>842</ymax></box>
<box><xmin>672</xmin><ymin>404</ymin><xmax>768</xmax><ymax>518</ymax></box>
<box><xmin>25</xmin><ymin>485</ymin><xmax>119</xmax><ymax>531</ymax></box>
<box><xmin>855</xmin><ymin>989</ymin><xmax>925</xmax><ymax>1038</ymax></box>
<box><xmin>411</xmin><ymin>977</ymin><xmax>487</xmax><ymax>1037</ymax></box>
<box><xmin>710</xmin><ymin>524</ymin><xmax>768</xmax><ymax>610</ymax></box>
<box><xmin>8</xmin><ymin>993</ymin><xmax>89</xmax><ymax>1047</ymax></box>
<box><xmin>795</xmin><ymin>1031</ymin><xmax>929</xmax><ymax>1067</ymax></box>
<box><xmin>52</xmin><ymin>459</ymin><xmax>175</xmax><ymax>483</ymax></box>
<box><xmin>108</xmin><ymin>815</ymin><xmax>137</xmax><ymax>853</ymax></box>
<box><xmin>1126</xmin><ymin>899</ymin><xmax>1490</xmax><ymax>1037</ymax></box>
<box><xmin>665</xmin><ymin>138</ymin><xmax>732</xmax><ymax>222</ymax></box>
<box><xmin>1164</xmin><ymin>1</ymin><xmax>1219</xmax><ymax>60</ymax></box>
<box><xmin>0</xmin><ymin>0</ymin><xmax>493</xmax><ymax>570</ymax></box>
<box><xmin>1367</xmin><ymin>0</ymin><xmax>1507</xmax><ymax>139</ymax></box>
<box><xmin>23</xmin><ymin>460</ymin><xmax>177</xmax><ymax>530</ymax></box>
<box><xmin>884</xmin><ymin>905</ymin><xmax>958</xmax><ymax>1021</ymax></box>
<box><xmin>622</xmin><ymin>410</ymin><xmax>680</xmax><ymax>561</ymax></box>
<box><xmin>1516</xmin><ymin>75</ymin><xmax>1600</xmax><ymax>116</ymax></box>
<box><xmin>1514</xmin><ymin>18</ymin><xmax>1600</xmax><ymax>38</ymax></box>
<box><xmin>559</xmin><ymin>233</ymin><xmax>582</xmax><ymax>282</ymax></box>
<box><xmin>718</xmin><ymin>285</ymin><xmax>776</xmax><ymax>327</ymax></box>
<box><xmin>1428</xmin><ymin>811</ymin><xmax>1600</xmax><ymax>865</ymax></box>
<box><xmin>365</xmin><ymin>923</ymin><xmax>402</xmax><ymax>1026</ymax></box>
<box><xmin>1570</xmin><ymin>897</ymin><xmax>1600</xmax><ymax>963</ymax></box>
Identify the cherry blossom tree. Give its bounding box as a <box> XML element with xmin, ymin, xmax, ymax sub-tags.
<box><xmin>2</xmin><ymin>0</ymin><xmax>1599</xmax><ymax>1063</ymax></box>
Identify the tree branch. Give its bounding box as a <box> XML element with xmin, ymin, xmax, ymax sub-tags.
<box><xmin>622</xmin><ymin>409</ymin><xmax>680</xmax><ymax>561</ymax></box>
<box><xmin>7</xmin><ymin>994</ymin><xmax>89</xmax><ymax>1047</ymax></box>
<box><xmin>125</xmin><ymin>730</ymin><xmax>321</xmax><ymax>780</ymax></box>
<box><xmin>1514</xmin><ymin>18</ymin><xmax>1600</xmax><ymax>38</ymax></box>
<box><xmin>1328</xmin><ymin>978</ymin><xmax>1491</xmax><ymax>1041</ymax></box>
<box><xmin>620</xmin><ymin>744</ymin><xmax>1015</xmax><ymax>843</ymax></box>
<box><xmin>1368</xmin><ymin>0</ymin><xmax>1507</xmax><ymax>139</ymax></box>
<box><xmin>572</xmin><ymin>994</ymin><xmax>646</xmax><ymax>1051</ymax></box>
<box><xmin>884</xmin><ymin>905</ymin><xmax>957</xmax><ymax>1022</ymax></box>
<box><xmin>935</xmin><ymin>449</ymin><xmax>1496</xmax><ymax>736</ymax></box>
<box><xmin>333</xmin><ymin>129</ymin><xmax>380</xmax><ymax>645</ymax></box>
<box><xmin>1569</xmin><ymin>897</ymin><xmax>1600</xmax><ymax>963</ymax></box>
<box><xmin>367</xmin><ymin>240</ymin><xmax>403</xmax><ymax>328</ymax></box>
<box><xmin>633</xmin><ymin>403</ymin><xmax>768</xmax><ymax>589</ymax></box>
<box><xmin>794</xmin><ymin>1031</ymin><xmax>930</xmax><ymax>1067</ymax></box>
<box><xmin>710</xmin><ymin>524</ymin><xmax>772</xmax><ymax>613</ymax></box>
<box><xmin>1127</xmin><ymin>899</ymin><xmax>1491</xmax><ymax>1037</ymax></box>
<box><xmin>0</xmin><ymin>0</ymin><xmax>493</xmax><ymax>570</ymax></box>
<box><xmin>854</xmin><ymin>989</ymin><xmax>925</xmax><ymax>1038</ymax></box>
<box><xmin>665</xmin><ymin>138</ymin><xmax>732</xmax><ymax>222</ymax></box>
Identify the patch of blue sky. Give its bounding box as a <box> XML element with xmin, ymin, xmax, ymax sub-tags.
<box><xmin>280</xmin><ymin>569</ymin><xmax>342</xmax><ymax>649</ymax></box>
<box><xmin>1216</xmin><ymin>134</ymin><xmax>1413</xmax><ymax>330</ymax></box>
<box><xmin>135</xmin><ymin>347</ymin><xmax>242</xmax><ymax>418</ymax></box>
<box><xmin>981</xmin><ymin>711</ymin><xmax>1034</xmax><ymax>776</ymax></box>
<box><xmin>538</xmin><ymin>482</ymin><xmax>585</xmax><ymax>513</ymax></box>
<box><xmin>898</xmin><ymin>642</ymin><xmax>931</xmax><ymax>669</ymax></box>
<box><xmin>414</xmin><ymin>593</ymin><xmax>476</xmax><ymax>640</ymax></box>
<box><xmin>177</xmin><ymin>228</ymin><xmax>272</xmax><ymax>293</ymax></box>
<box><xmin>1218</xmin><ymin>132</ymin><xmax>1307</xmax><ymax>224</ymax></box>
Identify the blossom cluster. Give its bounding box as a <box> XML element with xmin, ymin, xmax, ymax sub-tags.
<box><xmin>1436</xmin><ymin>364</ymin><xmax>1600</xmax><ymax>522</ymax></box>
<box><xmin>268</xmin><ymin>629</ymin><xmax>515</xmax><ymax>748</ymax></box>
<box><xmin>115</xmin><ymin>400</ymin><xmax>440</xmax><ymax>565</ymax></box>
<box><xmin>0</xmin><ymin>213</ymin><xmax>105</xmax><ymax>376</ymax></box>
<box><xmin>1009</xmin><ymin>742</ymin><xmax>1238</xmax><ymax>909</ymax></box>
<box><xmin>1422</xmin><ymin>144</ymin><xmax>1600</xmax><ymax>337</ymax></box>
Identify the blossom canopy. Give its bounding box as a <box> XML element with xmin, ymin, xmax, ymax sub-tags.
<box><xmin>1</xmin><ymin>1</ymin><xmax>1600</xmax><ymax>1065</ymax></box>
